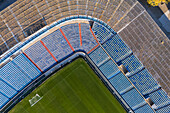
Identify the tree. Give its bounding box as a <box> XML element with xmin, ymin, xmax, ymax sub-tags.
<box><xmin>147</xmin><ymin>0</ymin><xmax>169</xmax><ymax>6</ymax></box>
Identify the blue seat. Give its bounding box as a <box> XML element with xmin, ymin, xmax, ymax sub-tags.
<box><xmin>89</xmin><ymin>46</ymin><xmax>109</xmax><ymax>66</ymax></box>
<box><xmin>129</xmin><ymin>69</ymin><xmax>160</xmax><ymax>95</ymax></box>
<box><xmin>41</xmin><ymin>29</ymin><xmax>73</xmax><ymax>62</ymax></box>
<box><xmin>13</xmin><ymin>53</ymin><xmax>41</xmax><ymax>79</ymax></box>
<box><xmin>134</xmin><ymin>104</ymin><xmax>154</xmax><ymax>113</ymax></box>
<box><xmin>81</xmin><ymin>23</ymin><xmax>98</xmax><ymax>52</ymax></box>
<box><xmin>61</xmin><ymin>23</ymin><xmax>80</xmax><ymax>50</ymax></box>
<box><xmin>120</xmin><ymin>55</ymin><xmax>143</xmax><ymax>74</ymax></box>
<box><xmin>99</xmin><ymin>59</ymin><xmax>120</xmax><ymax>79</ymax></box>
<box><xmin>0</xmin><ymin>80</ymin><xmax>17</xmax><ymax>98</ymax></box>
<box><xmin>102</xmin><ymin>35</ymin><xmax>132</xmax><ymax>62</ymax></box>
<box><xmin>92</xmin><ymin>22</ymin><xmax>114</xmax><ymax>43</ymax></box>
<box><xmin>156</xmin><ymin>105</ymin><xmax>170</xmax><ymax>113</ymax></box>
<box><xmin>149</xmin><ymin>89</ymin><xmax>170</xmax><ymax>108</ymax></box>
<box><xmin>0</xmin><ymin>93</ymin><xmax>9</xmax><ymax>109</ymax></box>
<box><xmin>24</xmin><ymin>41</ymin><xmax>56</xmax><ymax>71</ymax></box>
<box><xmin>122</xmin><ymin>88</ymin><xmax>145</xmax><ymax>109</ymax></box>
<box><xmin>0</xmin><ymin>61</ymin><xmax>31</xmax><ymax>91</ymax></box>
<box><xmin>109</xmin><ymin>72</ymin><xmax>132</xmax><ymax>93</ymax></box>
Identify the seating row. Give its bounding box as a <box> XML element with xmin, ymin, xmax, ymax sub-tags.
<box><xmin>0</xmin><ymin>53</ymin><xmax>41</xmax><ymax>108</ymax></box>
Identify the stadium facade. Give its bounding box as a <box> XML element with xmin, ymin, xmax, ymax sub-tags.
<box><xmin>0</xmin><ymin>0</ymin><xmax>170</xmax><ymax>113</ymax></box>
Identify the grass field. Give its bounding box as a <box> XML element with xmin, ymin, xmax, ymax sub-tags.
<box><xmin>10</xmin><ymin>58</ymin><xmax>126</xmax><ymax>113</ymax></box>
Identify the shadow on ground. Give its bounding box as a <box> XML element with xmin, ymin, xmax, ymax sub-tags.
<box><xmin>0</xmin><ymin>0</ymin><xmax>17</xmax><ymax>11</ymax></box>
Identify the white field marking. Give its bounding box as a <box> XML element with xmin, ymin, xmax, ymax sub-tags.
<box><xmin>29</xmin><ymin>94</ymin><xmax>43</xmax><ymax>107</ymax></box>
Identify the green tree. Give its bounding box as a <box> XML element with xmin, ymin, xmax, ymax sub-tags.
<box><xmin>147</xmin><ymin>0</ymin><xmax>169</xmax><ymax>6</ymax></box>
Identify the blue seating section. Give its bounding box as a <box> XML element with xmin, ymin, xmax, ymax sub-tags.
<box><xmin>109</xmin><ymin>72</ymin><xmax>132</xmax><ymax>93</ymax></box>
<box><xmin>12</xmin><ymin>53</ymin><xmax>41</xmax><ymax>80</ymax></box>
<box><xmin>81</xmin><ymin>23</ymin><xmax>98</xmax><ymax>52</ymax></box>
<box><xmin>0</xmin><ymin>93</ymin><xmax>9</xmax><ymax>109</ymax></box>
<box><xmin>0</xmin><ymin>61</ymin><xmax>31</xmax><ymax>91</ymax></box>
<box><xmin>1</xmin><ymin>19</ymin><xmax>169</xmax><ymax>113</ymax></box>
<box><xmin>156</xmin><ymin>105</ymin><xmax>170</xmax><ymax>113</ymax></box>
<box><xmin>149</xmin><ymin>89</ymin><xmax>170</xmax><ymax>108</ymax></box>
<box><xmin>134</xmin><ymin>104</ymin><xmax>154</xmax><ymax>113</ymax></box>
<box><xmin>0</xmin><ymin>16</ymin><xmax>113</xmax><ymax>64</ymax></box>
<box><xmin>89</xmin><ymin>46</ymin><xmax>109</xmax><ymax>66</ymax></box>
<box><xmin>41</xmin><ymin>29</ymin><xmax>73</xmax><ymax>61</ymax></box>
<box><xmin>92</xmin><ymin>22</ymin><xmax>114</xmax><ymax>43</ymax></box>
<box><xmin>99</xmin><ymin>59</ymin><xmax>120</xmax><ymax>79</ymax></box>
<box><xmin>129</xmin><ymin>69</ymin><xmax>160</xmax><ymax>95</ymax></box>
<box><xmin>0</xmin><ymin>80</ymin><xmax>17</xmax><ymax>98</ymax></box>
<box><xmin>61</xmin><ymin>23</ymin><xmax>81</xmax><ymax>50</ymax></box>
<box><xmin>102</xmin><ymin>35</ymin><xmax>132</xmax><ymax>62</ymax></box>
<box><xmin>24</xmin><ymin>41</ymin><xmax>56</xmax><ymax>71</ymax></box>
<box><xmin>120</xmin><ymin>55</ymin><xmax>143</xmax><ymax>74</ymax></box>
<box><xmin>122</xmin><ymin>88</ymin><xmax>145</xmax><ymax>109</ymax></box>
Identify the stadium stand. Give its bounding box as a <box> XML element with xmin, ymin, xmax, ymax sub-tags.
<box><xmin>1</xmin><ymin>61</ymin><xmax>31</xmax><ymax>91</ymax></box>
<box><xmin>0</xmin><ymin>93</ymin><xmax>9</xmax><ymax>109</ymax></box>
<box><xmin>134</xmin><ymin>104</ymin><xmax>155</xmax><ymax>113</ymax></box>
<box><xmin>99</xmin><ymin>59</ymin><xmax>120</xmax><ymax>79</ymax></box>
<box><xmin>41</xmin><ymin>29</ymin><xmax>73</xmax><ymax>63</ymax></box>
<box><xmin>148</xmin><ymin>89</ymin><xmax>170</xmax><ymax>109</ymax></box>
<box><xmin>61</xmin><ymin>23</ymin><xmax>80</xmax><ymax>50</ymax></box>
<box><xmin>113</xmin><ymin>2</ymin><xmax>145</xmax><ymax>32</ymax></box>
<box><xmin>80</xmin><ymin>23</ymin><xmax>98</xmax><ymax>52</ymax></box>
<box><xmin>0</xmin><ymin>17</ymin><xmax>169</xmax><ymax>113</ymax></box>
<box><xmin>156</xmin><ymin>105</ymin><xmax>170</xmax><ymax>113</ymax></box>
<box><xmin>12</xmin><ymin>53</ymin><xmax>41</xmax><ymax>80</ymax></box>
<box><xmin>102</xmin><ymin>35</ymin><xmax>133</xmax><ymax>63</ymax></box>
<box><xmin>118</xmin><ymin>54</ymin><xmax>143</xmax><ymax>75</ymax></box>
<box><xmin>24</xmin><ymin>41</ymin><xmax>56</xmax><ymax>72</ymax></box>
<box><xmin>109</xmin><ymin>72</ymin><xmax>132</xmax><ymax>94</ymax></box>
<box><xmin>92</xmin><ymin>22</ymin><xmax>115</xmax><ymax>44</ymax></box>
<box><xmin>89</xmin><ymin>46</ymin><xmax>109</xmax><ymax>67</ymax></box>
<box><xmin>121</xmin><ymin>88</ymin><xmax>147</xmax><ymax>110</ymax></box>
<box><xmin>0</xmin><ymin>0</ymin><xmax>169</xmax><ymax>112</ymax></box>
<box><xmin>107</xmin><ymin>0</ymin><xmax>137</xmax><ymax>27</ymax></box>
<box><xmin>128</xmin><ymin>69</ymin><xmax>160</xmax><ymax>95</ymax></box>
<box><xmin>0</xmin><ymin>80</ymin><xmax>17</xmax><ymax>98</ymax></box>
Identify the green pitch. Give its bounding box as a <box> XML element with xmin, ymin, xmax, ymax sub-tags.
<box><xmin>10</xmin><ymin>58</ymin><xmax>126</xmax><ymax>113</ymax></box>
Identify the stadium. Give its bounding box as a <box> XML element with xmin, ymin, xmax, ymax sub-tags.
<box><xmin>0</xmin><ymin>0</ymin><xmax>170</xmax><ymax>113</ymax></box>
